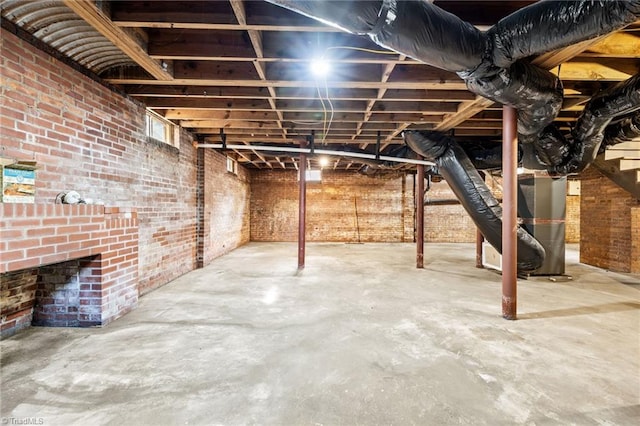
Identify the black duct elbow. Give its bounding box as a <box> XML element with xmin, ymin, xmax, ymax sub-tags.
<box><xmin>462</xmin><ymin>61</ymin><xmax>563</xmax><ymax>140</ymax></box>
<box><xmin>404</xmin><ymin>130</ymin><xmax>545</xmax><ymax>272</ymax></box>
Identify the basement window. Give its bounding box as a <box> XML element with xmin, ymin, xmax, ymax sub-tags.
<box><xmin>226</xmin><ymin>156</ymin><xmax>238</xmax><ymax>174</ymax></box>
<box><xmin>145</xmin><ymin>110</ymin><xmax>179</xmax><ymax>148</ymax></box>
<box><xmin>298</xmin><ymin>169</ymin><xmax>322</xmax><ymax>182</ymax></box>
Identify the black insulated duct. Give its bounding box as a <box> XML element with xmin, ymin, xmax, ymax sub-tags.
<box><xmin>549</xmin><ymin>73</ymin><xmax>640</xmax><ymax>175</ymax></box>
<box><xmin>404</xmin><ymin>130</ymin><xmax>545</xmax><ymax>272</ymax></box>
<box><xmin>602</xmin><ymin>110</ymin><xmax>640</xmax><ymax>149</ymax></box>
<box><xmin>265</xmin><ymin>0</ymin><xmax>640</xmax><ymax>267</ymax></box>
<box><xmin>488</xmin><ymin>0</ymin><xmax>640</xmax><ymax>68</ymax></box>
<box><xmin>267</xmin><ymin>0</ymin><xmax>640</xmax><ymax>172</ymax></box>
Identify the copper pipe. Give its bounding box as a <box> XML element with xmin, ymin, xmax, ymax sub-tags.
<box><xmin>502</xmin><ymin>106</ymin><xmax>518</xmax><ymax>320</ymax></box>
<box><xmin>416</xmin><ymin>164</ymin><xmax>425</xmax><ymax>268</ymax></box>
<box><xmin>298</xmin><ymin>141</ymin><xmax>307</xmax><ymax>270</ymax></box>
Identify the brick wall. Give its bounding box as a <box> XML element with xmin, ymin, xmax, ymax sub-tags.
<box><xmin>0</xmin><ymin>204</ymin><xmax>139</xmax><ymax>336</ymax></box>
<box><xmin>423</xmin><ymin>178</ymin><xmax>477</xmax><ymax>243</ymax></box>
<box><xmin>200</xmin><ymin>150</ymin><xmax>250</xmax><ymax>265</ymax></box>
<box><xmin>632</xmin><ymin>206</ymin><xmax>640</xmax><ymax>273</ymax></box>
<box><xmin>565</xmin><ymin>190</ymin><xmax>581</xmax><ymax>243</ymax></box>
<box><xmin>403</xmin><ymin>175</ymin><xmax>415</xmax><ymax>242</ymax></box>
<box><xmin>580</xmin><ymin>168</ymin><xmax>640</xmax><ymax>273</ymax></box>
<box><xmin>0</xmin><ymin>270</ymin><xmax>38</xmax><ymax>338</ymax></box>
<box><xmin>250</xmin><ymin>170</ymin><xmax>413</xmax><ymax>242</ymax></box>
<box><xmin>1</xmin><ymin>29</ymin><xmax>249</xmax><ymax>299</ymax></box>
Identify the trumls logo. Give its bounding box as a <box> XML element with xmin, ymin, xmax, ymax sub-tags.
<box><xmin>0</xmin><ymin>418</ymin><xmax>45</xmax><ymax>425</ymax></box>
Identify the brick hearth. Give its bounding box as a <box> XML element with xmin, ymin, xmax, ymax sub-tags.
<box><xmin>0</xmin><ymin>204</ymin><xmax>139</xmax><ymax>338</ymax></box>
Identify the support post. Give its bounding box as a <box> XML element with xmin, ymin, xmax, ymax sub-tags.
<box><xmin>298</xmin><ymin>139</ymin><xmax>307</xmax><ymax>270</ymax></box>
<box><xmin>476</xmin><ymin>171</ymin><xmax>485</xmax><ymax>269</ymax></box>
<box><xmin>476</xmin><ymin>229</ymin><xmax>484</xmax><ymax>268</ymax></box>
<box><xmin>502</xmin><ymin>106</ymin><xmax>518</xmax><ymax>320</ymax></box>
<box><xmin>416</xmin><ymin>164</ymin><xmax>425</xmax><ymax>268</ymax></box>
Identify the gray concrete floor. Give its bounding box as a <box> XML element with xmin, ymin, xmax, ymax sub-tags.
<box><xmin>1</xmin><ymin>243</ymin><xmax>639</xmax><ymax>425</ymax></box>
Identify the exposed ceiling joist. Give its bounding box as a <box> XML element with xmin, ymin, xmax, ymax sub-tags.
<box><xmin>62</xmin><ymin>0</ymin><xmax>172</xmax><ymax>81</ymax></box>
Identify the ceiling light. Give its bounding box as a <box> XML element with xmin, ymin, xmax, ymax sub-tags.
<box><xmin>310</xmin><ymin>57</ymin><xmax>330</xmax><ymax>77</ymax></box>
<box><xmin>319</xmin><ymin>156</ymin><xmax>329</xmax><ymax>167</ymax></box>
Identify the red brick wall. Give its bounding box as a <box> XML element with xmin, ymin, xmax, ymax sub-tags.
<box><xmin>250</xmin><ymin>170</ymin><xmax>413</xmax><ymax>242</ymax></box>
<box><xmin>565</xmin><ymin>190</ymin><xmax>581</xmax><ymax>243</ymax></box>
<box><xmin>201</xmin><ymin>150</ymin><xmax>250</xmax><ymax>264</ymax></box>
<box><xmin>580</xmin><ymin>168</ymin><xmax>640</xmax><ymax>273</ymax></box>
<box><xmin>632</xmin><ymin>207</ymin><xmax>640</xmax><ymax>273</ymax></box>
<box><xmin>403</xmin><ymin>175</ymin><xmax>415</xmax><ymax>242</ymax></box>
<box><xmin>1</xmin><ymin>29</ymin><xmax>249</xmax><ymax>299</ymax></box>
<box><xmin>0</xmin><ymin>204</ymin><xmax>139</xmax><ymax>336</ymax></box>
<box><xmin>423</xmin><ymin>179</ymin><xmax>477</xmax><ymax>243</ymax></box>
<box><xmin>0</xmin><ymin>270</ymin><xmax>38</xmax><ymax>338</ymax></box>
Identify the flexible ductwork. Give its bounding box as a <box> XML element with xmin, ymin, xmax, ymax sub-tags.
<box><xmin>267</xmin><ymin>0</ymin><xmax>640</xmax><ymax>170</ymax></box>
<box><xmin>266</xmin><ymin>0</ymin><xmax>640</xmax><ymax>268</ymax></box>
<box><xmin>549</xmin><ymin>73</ymin><xmax>640</xmax><ymax>175</ymax></box>
<box><xmin>404</xmin><ymin>130</ymin><xmax>545</xmax><ymax>271</ymax></box>
<box><xmin>602</xmin><ymin>110</ymin><xmax>640</xmax><ymax>149</ymax></box>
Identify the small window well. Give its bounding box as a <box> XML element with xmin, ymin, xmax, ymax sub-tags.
<box><xmin>298</xmin><ymin>169</ymin><xmax>322</xmax><ymax>182</ymax></box>
<box><xmin>226</xmin><ymin>156</ymin><xmax>238</xmax><ymax>174</ymax></box>
<box><xmin>145</xmin><ymin>110</ymin><xmax>179</xmax><ymax>148</ymax></box>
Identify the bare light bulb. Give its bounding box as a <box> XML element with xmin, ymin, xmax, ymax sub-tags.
<box><xmin>310</xmin><ymin>57</ymin><xmax>330</xmax><ymax>77</ymax></box>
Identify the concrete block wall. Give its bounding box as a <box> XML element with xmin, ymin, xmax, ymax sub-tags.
<box><xmin>250</xmin><ymin>170</ymin><xmax>418</xmax><ymax>242</ymax></box>
<box><xmin>580</xmin><ymin>168</ymin><xmax>640</xmax><ymax>273</ymax></box>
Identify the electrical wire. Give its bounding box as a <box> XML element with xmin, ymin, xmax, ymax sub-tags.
<box><xmin>324</xmin><ymin>46</ymin><xmax>399</xmax><ymax>56</ymax></box>
<box><xmin>312</xmin><ymin>45</ymin><xmax>400</xmax><ymax>144</ymax></box>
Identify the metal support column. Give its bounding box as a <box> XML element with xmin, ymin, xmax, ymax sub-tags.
<box><xmin>502</xmin><ymin>106</ymin><xmax>518</xmax><ymax>320</ymax></box>
<box><xmin>476</xmin><ymin>230</ymin><xmax>484</xmax><ymax>268</ymax></box>
<box><xmin>476</xmin><ymin>171</ymin><xmax>485</xmax><ymax>269</ymax></box>
<box><xmin>298</xmin><ymin>140</ymin><xmax>307</xmax><ymax>270</ymax></box>
<box><xmin>416</xmin><ymin>164</ymin><xmax>425</xmax><ymax>268</ymax></box>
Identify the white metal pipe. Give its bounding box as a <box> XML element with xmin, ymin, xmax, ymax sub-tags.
<box><xmin>196</xmin><ymin>143</ymin><xmax>435</xmax><ymax>166</ymax></box>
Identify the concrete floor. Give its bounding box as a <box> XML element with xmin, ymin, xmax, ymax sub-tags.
<box><xmin>1</xmin><ymin>243</ymin><xmax>639</xmax><ymax>425</ymax></box>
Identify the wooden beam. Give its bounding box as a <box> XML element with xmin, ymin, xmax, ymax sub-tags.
<box><xmin>619</xmin><ymin>159</ymin><xmax>640</xmax><ymax>170</ymax></box>
<box><xmin>578</xmin><ymin>31</ymin><xmax>640</xmax><ymax>57</ymax></box>
<box><xmin>605</xmin><ymin>149</ymin><xmax>640</xmax><ymax>160</ymax></box>
<box><xmin>115</xmin><ymin>21</ymin><xmax>339</xmax><ymax>32</ymax></box>
<box><xmin>551</xmin><ymin>61</ymin><xmax>633</xmax><ymax>81</ymax></box>
<box><xmin>62</xmin><ymin>0</ymin><xmax>172</xmax><ymax>81</ymax></box>
<box><xmin>356</xmin><ymin>55</ymin><xmax>406</xmax><ymax>145</ymax></box>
